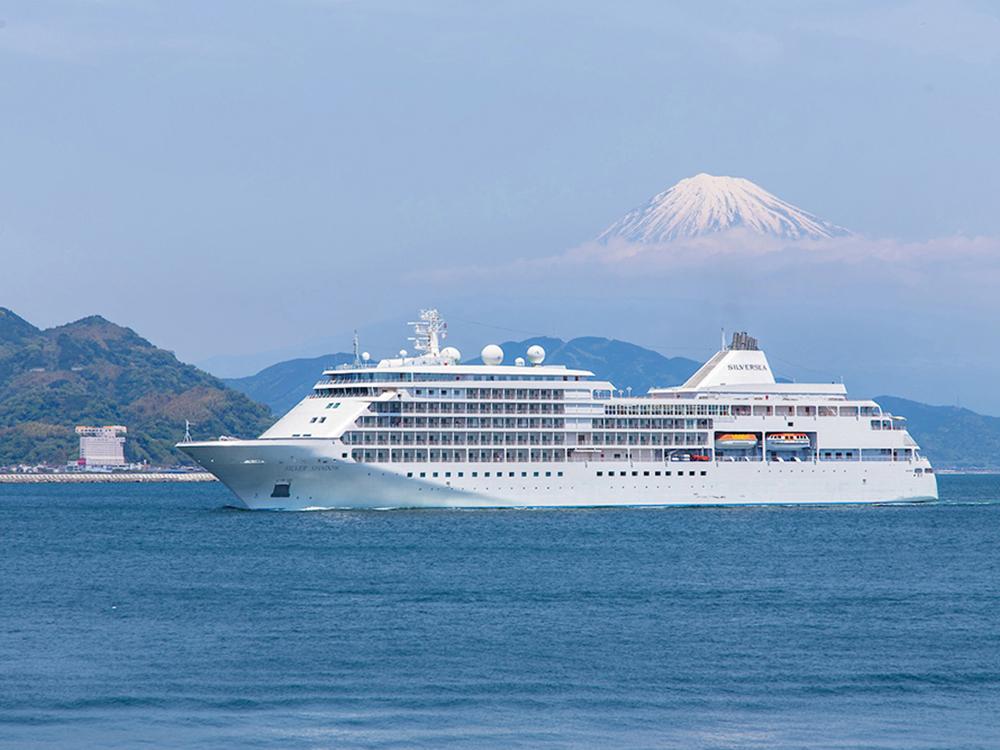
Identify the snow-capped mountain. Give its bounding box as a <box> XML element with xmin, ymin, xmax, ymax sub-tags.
<box><xmin>598</xmin><ymin>173</ymin><xmax>852</xmax><ymax>243</ymax></box>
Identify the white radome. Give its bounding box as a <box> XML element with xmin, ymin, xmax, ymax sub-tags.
<box><xmin>514</xmin><ymin>357</ymin><xmax>526</xmax><ymax>367</ymax></box>
<box><xmin>362</xmin><ymin>352</ymin><xmax>370</xmax><ymax>362</ymax></box>
<box><xmin>526</xmin><ymin>345</ymin><xmax>546</xmax><ymax>365</ymax></box>
<box><xmin>440</xmin><ymin>346</ymin><xmax>461</xmax><ymax>363</ymax></box>
<box><xmin>481</xmin><ymin>344</ymin><xmax>504</xmax><ymax>366</ymax></box>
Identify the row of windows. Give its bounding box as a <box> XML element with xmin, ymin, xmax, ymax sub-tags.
<box><xmin>609</xmin><ymin>403</ymin><xmax>883</xmax><ymax>417</ymax></box>
<box><xmin>368</xmin><ymin>401</ymin><xmax>565</xmax><ymax>415</ymax></box>
<box><xmin>312</xmin><ymin>392</ymin><xmax>887</xmax><ymax>421</ymax></box>
<box><xmin>352</xmin><ymin>449</ymin><xmax>569</xmax><ymax>463</ymax></box>
<box><xmin>344</xmin><ymin>430</ymin><xmax>710</xmax><ymax>446</ymax></box>
<box><xmin>325</xmin><ymin>372</ymin><xmax>581</xmax><ymax>383</ymax></box>
<box><xmin>592</xmin><ymin>418</ymin><xmax>711</xmax><ymax>429</ymax></box>
<box><xmin>426</xmin><ymin>388</ymin><xmax>567</xmax><ymax>399</ymax></box>
<box><xmin>345</xmin><ymin>447</ymin><xmax>917</xmax><ymax>464</ymax></box>
<box><xmin>314</xmin><ymin>387</ymin><xmax>382</xmax><ymax>398</ymax></box>
<box><xmin>871</xmin><ymin>420</ymin><xmax>906</xmax><ymax>431</ymax></box>
<box><xmin>406</xmin><ymin>469</ymin><xmax>566</xmax><ymax>479</ymax></box>
<box><xmin>589</xmin><ymin>433</ymin><xmax>709</xmax><ymax>446</ymax></box>
<box><xmin>356</xmin><ymin>417</ymin><xmax>566</xmax><ymax>429</ymax></box>
<box><xmin>607</xmin><ymin>403</ymin><xmax>732</xmax><ymax>416</ymax></box>
<box><xmin>344</xmin><ymin>431</ymin><xmax>569</xmax><ymax>446</ymax></box>
<box><xmin>356</xmin><ymin>417</ymin><xmax>710</xmax><ymax>431</ymax></box>
<box><xmin>597</xmin><ymin>469</ymin><xmax>706</xmax><ymax>478</ymax></box>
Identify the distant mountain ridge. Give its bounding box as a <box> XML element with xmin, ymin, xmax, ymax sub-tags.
<box><xmin>0</xmin><ymin>308</ymin><xmax>272</xmax><ymax>465</ymax></box>
<box><xmin>598</xmin><ymin>173</ymin><xmax>852</xmax><ymax>243</ymax></box>
<box><xmin>467</xmin><ymin>337</ymin><xmax>703</xmax><ymax>394</ymax></box>
<box><xmin>225</xmin><ymin>353</ymin><xmax>357</xmax><ymax>417</ymax></box>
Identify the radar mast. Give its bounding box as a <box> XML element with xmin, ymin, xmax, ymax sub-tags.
<box><xmin>408</xmin><ymin>309</ymin><xmax>447</xmax><ymax>356</ymax></box>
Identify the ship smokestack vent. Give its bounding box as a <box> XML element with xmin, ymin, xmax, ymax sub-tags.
<box><xmin>730</xmin><ymin>331</ymin><xmax>759</xmax><ymax>351</ymax></box>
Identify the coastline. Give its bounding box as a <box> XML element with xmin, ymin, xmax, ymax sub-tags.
<box><xmin>0</xmin><ymin>472</ymin><xmax>217</xmax><ymax>484</ymax></box>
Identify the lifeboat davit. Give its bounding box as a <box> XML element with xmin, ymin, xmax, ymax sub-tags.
<box><xmin>715</xmin><ymin>433</ymin><xmax>759</xmax><ymax>449</ymax></box>
<box><xmin>766</xmin><ymin>432</ymin><xmax>811</xmax><ymax>450</ymax></box>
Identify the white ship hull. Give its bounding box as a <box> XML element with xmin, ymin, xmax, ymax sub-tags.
<box><xmin>181</xmin><ymin>439</ymin><xmax>938</xmax><ymax>511</ymax></box>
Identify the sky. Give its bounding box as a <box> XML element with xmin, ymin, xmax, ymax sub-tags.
<box><xmin>2</xmin><ymin>1</ymin><xmax>1000</xmax><ymax>408</ymax></box>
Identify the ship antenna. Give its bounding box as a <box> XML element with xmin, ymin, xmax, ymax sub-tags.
<box><xmin>408</xmin><ymin>309</ymin><xmax>446</xmax><ymax>357</ymax></box>
<box><xmin>721</xmin><ymin>328</ymin><xmax>726</xmax><ymax>351</ymax></box>
<box><xmin>353</xmin><ymin>329</ymin><xmax>361</xmax><ymax>367</ymax></box>
<box><xmin>184</xmin><ymin>420</ymin><xmax>194</xmax><ymax>443</ymax></box>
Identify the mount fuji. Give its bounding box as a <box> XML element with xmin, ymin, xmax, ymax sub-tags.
<box><xmin>597</xmin><ymin>173</ymin><xmax>852</xmax><ymax>243</ymax></box>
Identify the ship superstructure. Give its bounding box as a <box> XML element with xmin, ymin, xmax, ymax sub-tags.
<box><xmin>180</xmin><ymin>310</ymin><xmax>937</xmax><ymax>509</ymax></box>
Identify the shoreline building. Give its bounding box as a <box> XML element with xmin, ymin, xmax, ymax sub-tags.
<box><xmin>76</xmin><ymin>425</ymin><xmax>127</xmax><ymax>468</ymax></box>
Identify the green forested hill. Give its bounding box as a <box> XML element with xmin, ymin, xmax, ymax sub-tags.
<box><xmin>0</xmin><ymin>308</ymin><xmax>273</xmax><ymax>465</ymax></box>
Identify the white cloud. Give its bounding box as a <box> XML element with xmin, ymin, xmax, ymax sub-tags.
<box><xmin>416</xmin><ymin>231</ymin><xmax>1000</xmax><ymax>285</ymax></box>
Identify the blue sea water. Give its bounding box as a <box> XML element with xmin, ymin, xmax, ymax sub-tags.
<box><xmin>2</xmin><ymin>477</ymin><xmax>1000</xmax><ymax>749</ymax></box>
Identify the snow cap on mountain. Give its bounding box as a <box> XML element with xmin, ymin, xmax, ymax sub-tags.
<box><xmin>598</xmin><ymin>173</ymin><xmax>852</xmax><ymax>243</ymax></box>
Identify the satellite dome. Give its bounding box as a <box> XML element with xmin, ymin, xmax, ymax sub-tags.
<box><xmin>526</xmin><ymin>345</ymin><xmax>546</xmax><ymax>365</ymax></box>
<box><xmin>481</xmin><ymin>344</ymin><xmax>504</xmax><ymax>366</ymax></box>
<box><xmin>361</xmin><ymin>351</ymin><xmax>370</xmax><ymax>362</ymax></box>
<box><xmin>399</xmin><ymin>349</ymin><xmax>408</xmax><ymax>357</ymax></box>
<box><xmin>514</xmin><ymin>357</ymin><xmax>525</xmax><ymax>367</ymax></box>
<box><xmin>440</xmin><ymin>346</ymin><xmax>461</xmax><ymax>363</ymax></box>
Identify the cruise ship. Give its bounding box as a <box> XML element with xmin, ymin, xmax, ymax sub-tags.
<box><xmin>180</xmin><ymin>310</ymin><xmax>938</xmax><ymax>509</ymax></box>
